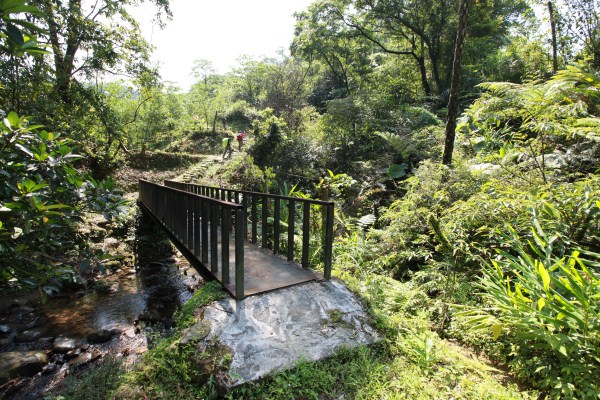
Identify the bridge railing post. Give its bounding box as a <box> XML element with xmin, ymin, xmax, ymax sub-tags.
<box><xmin>210</xmin><ymin>203</ymin><xmax>218</xmax><ymax>274</ymax></box>
<box><xmin>235</xmin><ymin>207</ymin><xmax>245</xmax><ymax>299</ymax></box>
<box><xmin>251</xmin><ymin>194</ymin><xmax>258</xmax><ymax>244</ymax></box>
<box><xmin>221</xmin><ymin>205</ymin><xmax>230</xmax><ymax>285</ymax></box>
<box><xmin>201</xmin><ymin>200</ymin><xmax>209</xmax><ymax>264</ymax></box>
<box><xmin>261</xmin><ymin>194</ymin><xmax>268</xmax><ymax>249</ymax></box>
<box><xmin>273</xmin><ymin>197</ymin><xmax>280</xmax><ymax>254</ymax></box>
<box><xmin>287</xmin><ymin>199</ymin><xmax>295</xmax><ymax>262</ymax></box>
<box><xmin>302</xmin><ymin>202</ymin><xmax>310</xmax><ymax>269</ymax></box>
<box><xmin>323</xmin><ymin>203</ymin><xmax>334</xmax><ymax>279</ymax></box>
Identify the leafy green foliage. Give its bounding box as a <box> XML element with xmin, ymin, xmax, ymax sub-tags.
<box><xmin>458</xmin><ymin>64</ymin><xmax>600</xmax><ymax>179</ymax></box>
<box><xmin>0</xmin><ymin>112</ymin><xmax>126</xmax><ymax>293</ymax></box>
<box><xmin>458</xmin><ymin>227</ymin><xmax>600</xmax><ymax>398</ymax></box>
<box><xmin>0</xmin><ymin>0</ymin><xmax>46</xmax><ymax>56</ymax></box>
<box><xmin>113</xmin><ymin>282</ymin><xmax>224</xmax><ymax>399</ymax></box>
<box><xmin>54</xmin><ymin>357</ymin><xmax>127</xmax><ymax>400</ymax></box>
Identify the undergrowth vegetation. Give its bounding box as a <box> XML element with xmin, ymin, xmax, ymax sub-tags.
<box><xmin>0</xmin><ymin>112</ymin><xmax>127</xmax><ymax>296</ymax></box>
<box><xmin>113</xmin><ymin>282</ymin><xmax>224</xmax><ymax>398</ymax></box>
<box><xmin>3</xmin><ymin>0</ymin><xmax>600</xmax><ymax>396</ymax></box>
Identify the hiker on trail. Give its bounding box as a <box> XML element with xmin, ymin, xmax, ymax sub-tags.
<box><xmin>236</xmin><ymin>131</ymin><xmax>246</xmax><ymax>150</ymax></box>
<box><xmin>222</xmin><ymin>135</ymin><xmax>233</xmax><ymax>159</ymax></box>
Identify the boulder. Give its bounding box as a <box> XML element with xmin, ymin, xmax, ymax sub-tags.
<box><xmin>0</xmin><ymin>324</ymin><xmax>10</xmax><ymax>335</ymax></box>
<box><xmin>14</xmin><ymin>329</ymin><xmax>44</xmax><ymax>343</ymax></box>
<box><xmin>137</xmin><ymin>309</ymin><xmax>162</xmax><ymax>323</ymax></box>
<box><xmin>65</xmin><ymin>349</ymin><xmax>81</xmax><ymax>360</ymax></box>
<box><xmin>68</xmin><ymin>352</ymin><xmax>92</xmax><ymax>367</ymax></box>
<box><xmin>179</xmin><ymin>320</ymin><xmax>211</xmax><ymax>347</ymax></box>
<box><xmin>0</xmin><ymin>351</ymin><xmax>48</xmax><ymax>383</ymax></box>
<box><xmin>86</xmin><ymin>329</ymin><xmax>113</xmax><ymax>344</ymax></box>
<box><xmin>53</xmin><ymin>336</ymin><xmax>80</xmax><ymax>353</ymax></box>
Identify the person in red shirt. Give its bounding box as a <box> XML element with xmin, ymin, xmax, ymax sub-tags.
<box><xmin>236</xmin><ymin>131</ymin><xmax>246</xmax><ymax>150</ymax></box>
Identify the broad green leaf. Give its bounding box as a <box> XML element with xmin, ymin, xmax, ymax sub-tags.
<box><xmin>39</xmin><ymin>288</ymin><xmax>47</xmax><ymax>304</ymax></box>
<box><xmin>15</xmin><ymin>143</ymin><xmax>33</xmax><ymax>157</ymax></box>
<box><xmin>42</xmin><ymin>203</ymin><xmax>70</xmax><ymax>210</ymax></box>
<box><xmin>387</xmin><ymin>164</ymin><xmax>407</xmax><ymax>179</ymax></box>
<box><xmin>57</xmin><ymin>145</ymin><xmax>71</xmax><ymax>156</ymax></box>
<box><xmin>4</xmin><ymin>5</ymin><xmax>44</xmax><ymax>15</ymax></box>
<box><xmin>5</xmin><ymin>18</ymin><xmax>44</xmax><ymax>31</ymax></box>
<box><xmin>6</xmin><ymin>111</ymin><xmax>20</xmax><ymax>128</ymax></box>
<box><xmin>558</xmin><ymin>345</ymin><xmax>568</xmax><ymax>357</ymax></box>
<box><xmin>6</xmin><ymin>23</ymin><xmax>24</xmax><ymax>46</ymax></box>
<box><xmin>537</xmin><ymin>297</ymin><xmax>546</xmax><ymax>311</ymax></box>
<box><xmin>538</xmin><ymin>263</ymin><xmax>551</xmax><ymax>292</ymax></box>
<box><xmin>492</xmin><ymin>324</ymin><xmax>503</xmax><ymax>340</ymax></box>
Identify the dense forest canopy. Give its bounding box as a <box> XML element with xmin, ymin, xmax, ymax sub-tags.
<box><xmin>2</xmin><ymin>0</ymin><xmax>600</xmax><ymax>397</ymax></box>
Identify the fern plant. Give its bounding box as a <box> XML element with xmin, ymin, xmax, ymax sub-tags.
<box><xmin>458</xmin><ymin>63</ymin><xmax>600</xmax><ymax>181</ymax></box>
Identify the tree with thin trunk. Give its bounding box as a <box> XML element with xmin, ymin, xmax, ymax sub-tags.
<box><xmin>442</xmin><ymin>0</ymin><xmax>470</xmax><ymax>166</ymax></box>
<box><xmin>548</xmin><ymin>1</ymin><xmax>559</xmax><ymax>74</ymax></box>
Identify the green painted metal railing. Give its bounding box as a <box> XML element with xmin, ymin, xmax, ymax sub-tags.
<box><xmin>164</xmin><ymin>180</ymin><xmax>335</xmax><ymax>279</ymax></box>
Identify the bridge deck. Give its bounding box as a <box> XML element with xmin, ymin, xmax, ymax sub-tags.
<box><xmin>141</xmin><ymin>203</ymin><xmax>323</xmax><ymax>297</ymax></box>
<box><xmin>205</xmin><ymin>237</ymin><xmax>324</xmax><ymax>297</ymax></box>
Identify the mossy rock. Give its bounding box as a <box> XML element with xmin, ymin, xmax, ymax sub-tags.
<box><xmin>188</xmin><ymin>340</ymin><xmax>233</xmax><ymax>386</ymax></box>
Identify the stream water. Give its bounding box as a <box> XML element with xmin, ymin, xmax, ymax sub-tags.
<box><xmin>37</xmin><ymin>259</ymin><xmax>199</xmax><ymax>338</ymax></box>
<box><xmin>0</xmin><ymin>212</ymin><xmax>205</xmax><ymax>399</ymax></box>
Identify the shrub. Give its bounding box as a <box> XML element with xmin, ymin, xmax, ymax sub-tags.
<box><xmin>0</xmin><ymin>112</ymin><xmax>126</xmax><ymax>295</ymax></box>
<box><xmin>458</xmin><ymin>226</ymin><xmax>600</xmax><ymax>398</ymax></box>
<box><xmin>439</xmin><ymin>175</ymin><xmax>600</xmax><ymax>273</ymax></box>
<box><xmin>369</xmin><ymin>159</ymin><xmax>485</xmax><ymax>276</ymax></box>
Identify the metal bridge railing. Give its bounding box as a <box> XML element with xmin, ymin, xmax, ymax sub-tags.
<box><xmin>139</xmin><ymin>179</ymin><xmax>245</xmax><ymax>298</ymax></box>
<box><xmin>164</xmin><ymin>180</ymin><xmax>334</xmax><ymax>279</ymax></box>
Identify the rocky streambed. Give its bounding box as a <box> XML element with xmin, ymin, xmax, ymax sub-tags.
<box><xmin>0</xmin><ymin>214</ymin><xmax>204</xmax><ymax>399</ymax></box>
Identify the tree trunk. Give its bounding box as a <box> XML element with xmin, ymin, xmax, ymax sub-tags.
<box><xmin>212</xmin><ymin>111</ymin><xmax>218</xmax><ymax>133</ymax></box>
<box><xmin>429</xmin><ymin>46</ymin><xmax>442</xmax><ymax>95</ymax></box>
<box><xmin>442</xmin><ymin>0</ymin><xmax>470</xmax><ymax>166</ymax></box>
<box><xmin>415</xmin><ymin>55</ymin><xmax>432</xmax><ymax>97</ymax></box>
<box><xmin>43</xmin><ymin>0</ymin><xmax>81</xmax><ymax>103</ymax></box>
<box><xmin>548</xmin><ymin>1</ymin><xmax>558</xmax><ymax>74</ymax></box>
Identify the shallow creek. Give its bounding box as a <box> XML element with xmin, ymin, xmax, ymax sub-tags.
<box><xmin>0</xmin><ymin>252</ymin><xmax>204</xmax><ymax>399</ymax></box>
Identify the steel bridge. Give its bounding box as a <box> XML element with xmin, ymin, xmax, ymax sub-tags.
<box><xmin>138</xmin><ymin>180</ymin><xmax>335</xmax><ymax>299</ymax></box>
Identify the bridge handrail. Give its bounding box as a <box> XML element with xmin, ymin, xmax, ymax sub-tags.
<box><xmin>165</xmin><ymin>181</ymin><xmax>335</xmax><ymax>206</ymax></box>
<box><xmin>164</xmin><ymin>180</ymin><xmax>333</xmax><ymax>279</ymax></box>
<box><xmin>139</xmin><ymin>179</ymin><xmax>245</xmax><ymax>298</ymax></box>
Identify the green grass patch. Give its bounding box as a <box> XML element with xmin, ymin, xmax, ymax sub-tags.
<box><xmin>111</xmin><ymin>281</ymin><xmax>225</xmax><ymax>399</ymax></box>
<box><xmin>221</xmin><ymin>271</ymin><xmax>533</xmax><ymax>399</ymax></box>
<box><xmin>51</xmin><ymin>357</ymin><xmax>127</xmax><ymax>400</ymax></box>
<box><xmin>174</xmin><ymin>281</ymin><xmax>225</xmax><ymax>331</ymax></box>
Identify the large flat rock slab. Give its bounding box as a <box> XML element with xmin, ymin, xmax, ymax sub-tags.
<box><xmin>198</xmin><ymin>279</ymin><xmax>379</xmax><ymax>386</ymax></box>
